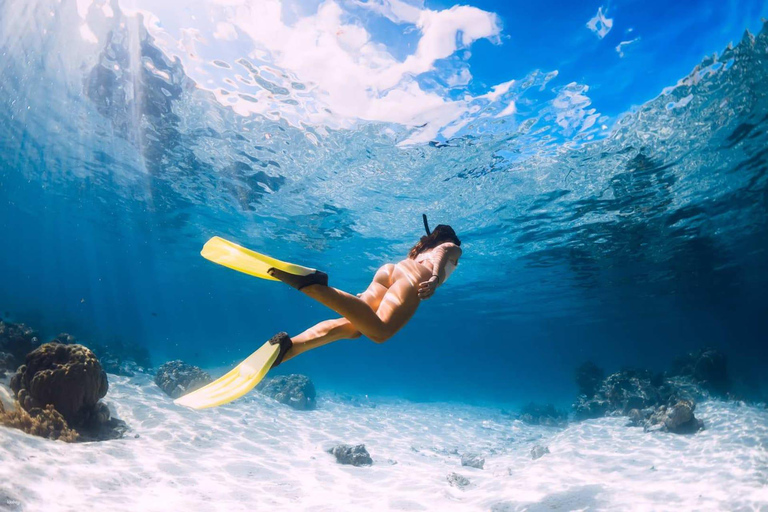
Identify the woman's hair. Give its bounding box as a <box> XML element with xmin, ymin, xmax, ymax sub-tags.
<box><xmin>408</xmin><ymin>224</ymin><xmax>461</xmax><ymax>259</ymax></box>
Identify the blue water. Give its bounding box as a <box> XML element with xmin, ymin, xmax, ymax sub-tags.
<box><xmin>1</xmin><ymin>0</ymin><xmax>767</xmax><ymax>407</ymax></box>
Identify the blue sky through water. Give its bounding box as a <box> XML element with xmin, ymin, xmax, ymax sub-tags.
<box><xmin>79</xmin><ymin>0</ymin><xmax>767</xmax><ymax>146</ymax></box>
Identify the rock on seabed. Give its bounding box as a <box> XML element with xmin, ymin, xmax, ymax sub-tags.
<box><xmin>154</xmin><ymin>360</ymin><xmax>212</xmax><ymax>399</ymax></box>
<box><xmin>327</xmin><ymin>444</ymin><xmax>373</xmax><ymax>466</ymax></box>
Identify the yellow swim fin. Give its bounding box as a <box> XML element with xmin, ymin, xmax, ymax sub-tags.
<box><xmin>174</xmin><ymin>333</ymin><xmax>292</xmax><ymax>410</ymax></box>
<box><xmin>201</xmin><ymin>236</ymin><xmax>316</xmax><ymax>281</ymax></box>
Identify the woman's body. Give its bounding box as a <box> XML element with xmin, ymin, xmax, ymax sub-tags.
<box><xmin>270</xmin><ymin>225</ymin><xmax>462</xmax><ymax>364</ymax></box>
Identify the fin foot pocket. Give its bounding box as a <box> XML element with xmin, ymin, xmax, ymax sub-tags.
<box><xmin>269</xmin><ymin>332</ymin><xmax>293</xmax><ymax>368</ymax></box>
<box><xmin>268</xmin><ymin>267</ymin><xmax>329</xmax><ymax>290</ymax></box>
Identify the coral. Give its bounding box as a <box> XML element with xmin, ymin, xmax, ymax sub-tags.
<box><xmin>7</xmin><ymin>342</ymin><xmax>127</xmax><ymax>441</ymax></box>
<box><xmin>670</xmin><ymin>348</ymin><xmax>729</xmax><ymax>395</ymax></box>
<box><xmin>10</xmin><ymin>343</ymin><xmax>108</xmax><ymax>426</ymax></box>
<box><xmin>461</xmin><ymin>453</ymin><xmax>485</xmax><ymax>469</ymax></box>
<box><xmin>575</xmin><ymin>361</ymin><xmax>605</xmax><ymax>398</ymax></box>
<box><xmin>573</xmin><ymin>369</ymin><xmax>668</xmax><ymax>420</ymax></box>
<box><xmin>644</xmin><ymin>399</ymin><xmax>704</xmax><ymax>434</ymax></box>
<box><xmin>446</xmin><ymin>472</ymin><xmax>470</xmax><ymax>489</ymax></box>
<box><xmin>98</xmin><ymin>355</ymin><xmax>142</xmax><ymax>377</ymax></box>
<box><xmin>56</xmin><ymin>333</ymin><xmax>151</xmax><ymax>377</ymax></box>
<box><xmin>0</xmin><ymin>351</ymin><xmax>15</xmax><ymax>377</ymax></box>
<box><xmin>154</xmin><ymin>360</ymin><xmax>211</xmax><ymax>399</ymax></box>
<box><xmin>4</xmin><ymin>326</ymin><xmax>150</xmax><ymax>378</ymax></box>
<box><xmin>91</xmin><ymin>338</ymin><xmax>152</xmax><ymax>376</ymax></box>
<box><xmin>573</xmin><ymin>365</ymin><xmax>706</xmax><ymax>435</ymax></box>
<box><xmin>327</xmin><ymin>444</ymin><xmax>373</xmax><ymax>466</ymax></box>
<box><xmin>258</xmin><ymin>374</ymin><xmax>316</xmax><ymax>410</ymax></box>
<box><xmin>0</xmin><ymin>321</ymin><xmax>40</xmax><ymax>370</ymax></box>
<box><xmin>0</xmin><ymin>402</ymin><xmax>79</xmax><ymax>442</ymax></box>
<box><xmin>519</xmin><ymin>403</ymin><xmax>568</xmax><ymax>427</ymax></box>
<box><xmin>531</xmin><ymin>445</ymin><xmax>550</xmax><ymax>460</ymax></box>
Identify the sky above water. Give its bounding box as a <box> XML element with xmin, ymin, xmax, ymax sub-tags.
<box><xmin>74</xmin><ymin>0</ymin><xmax>766</xmax><ymax>145</ymax></box>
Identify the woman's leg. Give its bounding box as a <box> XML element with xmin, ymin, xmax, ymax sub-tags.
<box><xmin>282</xmin><ymin>318</ymin><xmax>360</xmax><ymax>363</ymax></box>
<box><xmin>281</xmin><ymin>268</ymin><xmax>391</xmax><ymax>362</ymax></box>
<box><xmin>272</xmin><ymin>263</ymin><xmax>395</xmax><ymax>341</ymax></box>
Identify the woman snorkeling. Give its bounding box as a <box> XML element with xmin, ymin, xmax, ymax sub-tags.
<box><xmin>266</xmin><ymin>215</ymin><xmax>462</xmax><ymax>366</ymax></box>
<box><xmin>174</xmin><ymin>215</ymin><xmax>461</xmax><ymax>409</ymax></box>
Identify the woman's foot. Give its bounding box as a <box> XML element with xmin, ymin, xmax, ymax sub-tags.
<box><xmin>268</xmin><ymin>267</ymin><xmax>328</xmax><ymax>290</ymax></box>
<box><xmin>269</xmin><ymin>332</ymin><xmax>293</xmax><ymax>368</ymax></box>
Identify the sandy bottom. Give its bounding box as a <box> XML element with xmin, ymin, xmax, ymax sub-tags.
<box><xmin>1</xmin><ymin>374</ymin><xmax>767</xmax><ymax>511</ymax></box>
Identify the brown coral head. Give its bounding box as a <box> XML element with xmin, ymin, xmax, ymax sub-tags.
<box><xmin>9</xmin><ymin>343</ymin><xmax>108</xmax><ymax>427</ymax></box>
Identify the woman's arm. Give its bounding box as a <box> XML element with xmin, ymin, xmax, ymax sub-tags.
<box><xmin>417</xmin><ymin>243</ymin><xmax>462</xmax><ymax>300</ymax></box>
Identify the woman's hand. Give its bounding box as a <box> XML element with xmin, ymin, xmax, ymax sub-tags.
<box><xmin>418</xmin><ymin>275</ymin><xmax>439</xmax><ymax>300</ymax></box>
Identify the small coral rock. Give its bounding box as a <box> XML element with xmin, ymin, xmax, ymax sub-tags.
<box><xmin>446</xmin><ymin>472</ymin><xmax>470</xmax><ymax>489</ymax></box>
<box><xmin>531</xmin><ymin>445</ymin><xmax>550</xmax><ymax>460</ymax></box>
<box><xmin>645</xmin><ymin>399</ymin><xmax>703</xmax><ymax>434</ymax></box>
<box><xmin>327</xmin><ymin>444</ymin><xmax>373</xmax><ymax>466</ymax></box>
<box><xmin>461</xmin><ymin>453</ymin><xmax>485</xmax><ymax>469</ymax></box>
<box><xmin>258</xmin><ymin>374</ymin><xmax>316</xmax><ymax>410</ymax></box>
<box><xmin>519</xmin><ymin>403</ymin><xmax>568</xmax><ymax>427</ymax></box>
<box><xmin>154</xmin><ymin>360</ymin><xmax>212</xmax><ymax>399</ymax></box>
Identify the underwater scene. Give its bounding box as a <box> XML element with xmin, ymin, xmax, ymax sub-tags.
<box><xmin>1</xmin><ymin>0</ymin><xmax>768</xmax><ymax>509</ymax></box>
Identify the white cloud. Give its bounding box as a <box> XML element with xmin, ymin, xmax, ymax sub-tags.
<box><xmin>352</xmin><ymin>0</ymin><xmax>423</xmax><ymax>24</ymax></box>
<box><xmin>586</xmin><ymin>7</ymin><xmax>613</xmax><ymax>39</ymax></box>
<box><xmin>79</xmin><ymin>23</ymin><xmax>98</xmax><ymax>43</ymax></box>
<box><xmin>482</xmin><ymin>79</ymin><xmax>515</xmax><ymax>101</ymax></box>
<box><xmin>446</xmin><ymin>68</ymin><xmax>472</xmax><ymax>88</ymax></box>
<box><xmin>552</xmin><ymin>82</ymin><xmax>597</xmax><ymax>133</ymax></box>
<box><xmin>215</xmin><ymin>0</ymin><xmax>503</xmax><ymax>142</ymax></box>
<box><xmin>495</xmin><ymin>101</ymin><xmax>516</xmax><ymax>118</ymax></box>
<box><xmin>615</xmin><ymin>37</ymin><xmax>640</xmax><ymax>57</ymax></box>
<box><xmin>76</xmin><ymin>0</ymin><xmax>94</xmax><ymax>19</ymax></box>
<box><xmin>128</xmin><ymin>0</ymin><xmax>518</xmax><ymax>144</ymax></box>
<box><xmin>213</xmin><ymin>21</ymin><xmax>237</xmax><ymax>41</ymax></box>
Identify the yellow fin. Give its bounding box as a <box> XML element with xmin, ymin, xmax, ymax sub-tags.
<box><xmin>201</xmin><ymin>236</ymin><xmax>315</xmax><ymax>280</ymax></box>
<box><xmin>174</xmin><ymin>341</ymin><xmax>279</xmax><ymax>410</ymax></box>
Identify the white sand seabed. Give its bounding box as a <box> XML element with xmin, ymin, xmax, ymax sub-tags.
<box><xmin>0</xmin><ymin>374</ymin><xmax>767</xmax><ymax>512</ymax></box>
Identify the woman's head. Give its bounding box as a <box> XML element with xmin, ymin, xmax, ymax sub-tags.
<box><xmin>408</xmin><ymin>224</ymin><xmax>461</xmax><ymax>259</ymax></box>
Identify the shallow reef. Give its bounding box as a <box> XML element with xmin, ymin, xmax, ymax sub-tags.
<box><xmin>669</xmin><ymin>348</ymin><xmax>730</xmax><ymax>396</ymax></box>
<box><xmin>53</xmin><ymin>331</ymin><xmax>152</xmax><ymax>377</ymax></box>
<box><xmin>570</xmin><ymin>349</ymin><xmax>731</xmax><ymax>435</ymax></box>
<box><xmin>637</xmin><ymin>399</ymin><xmax>704</xmax><ymax>434</ymax></box>
<box><xmin>0</xmin><ymin>319</ymin><xmax>151</xmax><ymax>379</ymax></box>
<box><xmin>154</xmin><ymin>360</ymin><xmax>212</xmax><ymax>399</ymax></box>
<box><xmin>518</xmin><ymin>402</ymin><xmax>568</xmax><ymax>427</ymax></box>
<box><xmin>4</xmin><ymin>342</ymin><xmax>127</xmax><ymax>441</ymax></box>
<box><xmin>0</xmin><ymin>320</ymin><xmax>41</xmax><ymax>373</ymax></box>
<box><xmin>257</xmin><ymin>374</ymin><xmax>316</xmax><ymax>411</ymax></box>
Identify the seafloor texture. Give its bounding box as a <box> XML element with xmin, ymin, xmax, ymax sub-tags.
<box><xmin>1</xmin><ymin>375</ymin><xmax>766</xmax><ymax>511</ymax></box>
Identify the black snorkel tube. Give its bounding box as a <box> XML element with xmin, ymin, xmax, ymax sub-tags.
<box><xmin>421</xmin><ymin>214</ymin><xmax>461</xmax><ymax>247</ymax></box>
<box><xmin>422</xmin><ymin>214</ymin><xmax>431</xmax><ymax>236</ymax></box>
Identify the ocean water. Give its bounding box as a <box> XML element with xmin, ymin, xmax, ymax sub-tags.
<box><xmin>1</xmin><ymin>0</ymin><xmax>767</xmax><ymax>510</ymax></box>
